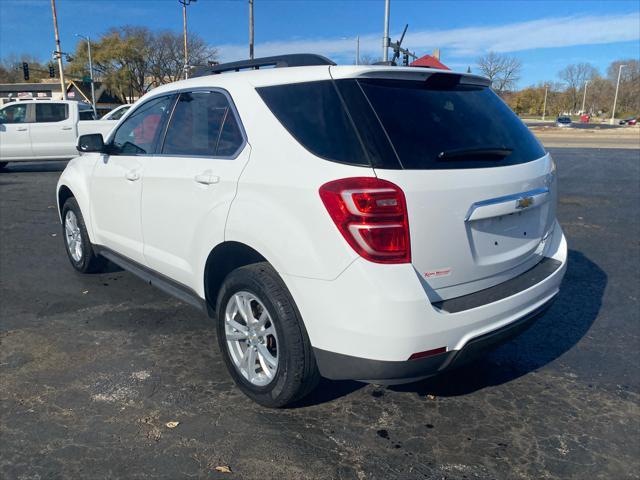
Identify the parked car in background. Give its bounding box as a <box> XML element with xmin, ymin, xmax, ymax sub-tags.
<box><xmin>618</xmin><ymin>117</ymin><xmax>638</xmax><ymax>126</ymax></box>
<box><xmin>556</xmin><ymin>116</ymin><xmax>572</xmax><ymax>127</ymax></box>
<box><xmin>0</xmin><ymin>100</ymin><xmax>117</xmax><ymax>168</ymax></box>
<box><xmin>57</xmin><ymin>54</ymin><xmax>567</xmax><ymax>407</ymax></box>
<box><xmin>101</xmin><ymin>104</ymin><xmax>131</xmax><ymax>121</ymax></box>
<box><xmin>580</xmin><ymin>114</ymin><xmax>590</xmax><ymax>123</ymax></box>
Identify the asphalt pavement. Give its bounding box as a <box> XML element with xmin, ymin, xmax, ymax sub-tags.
<box><xmin>1</xmin><ymin>147</ymin><xmax>639</xmax><ymax>479</ymax></box>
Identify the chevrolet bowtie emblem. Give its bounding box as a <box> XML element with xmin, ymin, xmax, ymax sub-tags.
<box><xmin>516</xmin><ymin>196</ymin><xmax>534</xmax><ymax>209</ymax></box>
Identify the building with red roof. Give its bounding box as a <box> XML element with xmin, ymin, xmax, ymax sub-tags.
<box><xmin>410</xmin><ymin>54</ymin><xmax>450</xmax><ymax>70</ymax></box>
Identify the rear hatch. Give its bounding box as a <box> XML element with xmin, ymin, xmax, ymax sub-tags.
<box><xmin>331</xmin><ymin>67</ymin><xmax>556</xmax><ymax>300</ymax></box>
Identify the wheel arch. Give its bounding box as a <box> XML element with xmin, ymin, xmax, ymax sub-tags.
<box><xmin>57</xmin><ymin>184</ymin><xmax>75</xmax><ymax>220</ymax></box>
<box><xmin>204</xmin><ymin>241</ymin><xmax>267</xmax><ymax>311</ymax></box>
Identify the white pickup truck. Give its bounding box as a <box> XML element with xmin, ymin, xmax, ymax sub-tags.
<box><xmin>0</xmin><ymin>100</ymin><xmax>118</xmax><ymax>168</ymax></box>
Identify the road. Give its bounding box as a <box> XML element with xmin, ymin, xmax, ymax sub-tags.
<box><xmin>1</xmin><ymin>147</ymin><xmax>639</xmax><ymax>479</ymax></box>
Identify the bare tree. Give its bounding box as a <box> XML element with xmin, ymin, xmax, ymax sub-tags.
<box><xmin>476</xmin><ymin>52</ymin><xmax>522</xmax><ymax>94</ymax></box>
<box><xmin>558</xmin><ymin>63</ymin><xmax>597</xmax><ymax>112</ymax></box>
<box><xmin>357</xmin><ymin>54</ymin><xmax>382</xmax><ymax>65</ymax></box>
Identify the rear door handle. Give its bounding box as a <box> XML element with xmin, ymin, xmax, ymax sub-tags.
<box><xmin>125</xmin><ymin>170</ymin><xmax>140</xmax><ymax>181</ymax></box>
<box><xmin>194</xmin><ymin>171</ymin><xmax>220</xmax><ymax>185</ymax></box>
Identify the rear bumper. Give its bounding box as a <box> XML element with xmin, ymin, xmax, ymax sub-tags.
<box><xmin>313</xmin><ymin>295</ymin><xmax>555</xmax><ymax>383</ymax></box>
<box><xmin>283</xmin><ymin>221</ymin><xmax>567</xmax><ymax>380</ymax></box>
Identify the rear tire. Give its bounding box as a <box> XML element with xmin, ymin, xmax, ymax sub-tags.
<box><xmin>216</xmin><ymin>262</ymin><xmax>320</xmax><ymax>407</ymax></box>
<box><xmin>61</xmin><ymin>197</ymin><xmax>106</xmax><ymax>273</ymax></box>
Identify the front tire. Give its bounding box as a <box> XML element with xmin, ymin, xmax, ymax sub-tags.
<box><xmin>216</xmin><ymin>263</ymin><xmax>320</xmax><ymax>407</ymax></box>
<box><xmin>61</xmin><ymin>197</ymin><xmax>105</xmax><ymax>273</ymax></box>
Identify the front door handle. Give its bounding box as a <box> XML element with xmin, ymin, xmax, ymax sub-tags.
<box><xmin>125</xmin><ymin>170</ymin><xmax>140</xmax><ymax>181</ymax></box>
<box><xmin>61</xmin><ymin>126</ymin><xmax>73</xmax><ymax>131</ymax></box>
<box><xmin>17</xmin><ymin>127</ymin><xmax>28</xmax><ymax>131</ymax></box>
<box><xmin>194</xmin><ymin>171</ymin><xmax>220</xmax><ymax>185</ymax></box>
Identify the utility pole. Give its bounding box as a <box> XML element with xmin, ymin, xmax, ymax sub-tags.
<box><xmin>179</xmin><ymin>0</ymin><xmax>197</xmax><ymax>79</ymax></box>
<box><xmin>382</xmin><ymin>0</ymin><xmax>390</xmax><ymax>62</ymax></box>
<box><xmin>249</xmin><ymin>0</ymin><xmax>254</xmax><ymax>59</ymax></box>
<box><xmin>76</xmin><ymin>34</ymin><xmax>96</xmax><ymax>118</ymax></box>
<box><xmin>356</xmin><ymin>35</ymin><xmax>360</xmax><ymax>65</ymax></box>
<box><xmin>542</xmin><ymin>85</ymin><xmax>548</xmax><ymax>121</ymax></box>
<box><xmin>580</xmin><ymin>80</ymin><xmax>589</xmax><ymax>114</ymax></box>
<box><xmin>50</xmin><ymin>0</ymin><xmax>67</xmax><ymax>100</ymax></box>
<box><xmin>610</xmin><ymin>64</ymin><xmax>626</xmax><ymax>125</ymax></box>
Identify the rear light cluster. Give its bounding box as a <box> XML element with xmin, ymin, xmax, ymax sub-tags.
<box><xmin>319</xmin><ymin>177</ymin><xmax>411</xmax><ymax>264</ymax></box>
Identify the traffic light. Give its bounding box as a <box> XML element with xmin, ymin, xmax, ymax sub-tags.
<box><xmin>22</xmin><ymin>62</ymin><xmax>29</xmax><ymax>81</ymax></box>
<box><xmin>49</xmin><ymin>65</ymin><xmax>55</xmax><ymax>78</ymax></box>
<box><xmin>402</xmin><ymin>53</ymin><xmax>409</xmax><ymax>66</ymax></box>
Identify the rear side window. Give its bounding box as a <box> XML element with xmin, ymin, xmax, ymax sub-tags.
<box><xmin>357</xmin><ymin>77</ymin><xmax>545</xmax><ymax>169</ymax></box>
<box><xmin>161</xmin><ymin>91</ymin><xmax>243</xmax><ymax>157</ymax></box>
<box><xmin>79</xmin><ymin>110</ymin><xmax>95</xmax><ymax>120</ymax></box>
<box><xmin>257</xmin><ymin>81</ymin><xmax>368</xmax><ymax>166</ymax></box>
<box><xmin>35</xmin><ymin>103</ymin><xmax>68</xmax><ymax>123</ymax></box>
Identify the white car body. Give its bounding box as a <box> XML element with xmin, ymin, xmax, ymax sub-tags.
<box><xmin>101</xmin><ymin>104</ymin><xmax>131</xmax><ymax>121</ymax></box>
<box><xmin>57</xmin><ymin>62</ymin><xmax>567</xmax><ymax>387</ymax></box>
<box><xmin>0</xmin><ymin>100</ymin><xmax>117</xmax><ymax>162</ymax></box>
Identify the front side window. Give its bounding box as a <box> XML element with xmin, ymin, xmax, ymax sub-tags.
<box><xmin>161</xmin><ymin>91</ymin><xmax>243</xmax><ymax>157</ymax></box>
<box><xmin>35</xmin><ymin>103</ymin><xmax>68</xmax><ymax>123</ymax></box>
<box><xmin>111</xmin><ymin>95</ymin><xmax>174</xmax><ymax>155</ymax></box>
<box><xmin>0</xmin><ymin>104</ymin><xmax>28</xmax><ymax>124</ymax></box>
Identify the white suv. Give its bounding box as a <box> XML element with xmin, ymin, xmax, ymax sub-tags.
<box><xmin>57</xmin><ymin>54</ymin><xmax>567</xmax><ymax>407</ymax></box>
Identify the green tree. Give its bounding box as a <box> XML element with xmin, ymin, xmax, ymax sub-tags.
<box><xmin>68</xmin><ymin>26</ymin><xmax>217</xmax><ymax>102</ymax></box>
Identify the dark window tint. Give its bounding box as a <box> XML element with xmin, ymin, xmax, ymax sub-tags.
<box><xmin>257</xmin><ymin>81</ymin><xmax>368</xmax><ymax>166</ymax></box>
<box><xmin>0</xmin><ymin>104</ymin><xmax>27</xmax><ymax>123</ymax></box>
<box><xmin>357</xmin><ymin>77</ymin><xmax>545</xmax><ymax>169</ymax></box>
<box><xmin>35</xmin><ymin>103</ymin><xmax>68</xmax><ymax>122</ymax></box>
<box><xmin>162</xmin><ymin>91</ymin><xmax>242</xmax><ymax>157</ymax></box>
<box><xmin>79</xmin><ymin>110</ymin><xmax>95</xmax><ymax>120</ymax></box>
<box><xmin>111</xmin><ymin>95</ymin><xmax>174</xmax><ymax>155</ymax></box>
<box><xmin>216</xmin><ymin>111</ymin><xmax>243</xmax><ymax>156</ymax></box>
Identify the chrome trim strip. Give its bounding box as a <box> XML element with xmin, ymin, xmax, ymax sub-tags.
<box><xmin>465</xmin><ymin>187</ymin><xmax>549</xmax><ymax>221</ymax></box>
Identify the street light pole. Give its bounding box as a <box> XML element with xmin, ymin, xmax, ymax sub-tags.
<box><xmin>50</xmin><ymin>0</ymin><xmax>67</xmax><ymax>100</ymax></box>
<box><xmin>76</xmin><ymin>34</ymin><xmax>96</xmax><ymax>118</ymax></box>
<box><xmin>179</xmin><ymin>0</ymin><xmax>197</xmax><ymax>79</ymax></box>
<box><xmin>356</xmin><ymin>35</ymin><xmax>360</xmax><ymax>65</ymax></box>
<box><xmin>382</xmin><ymin>0</ymin><xmax>390</xmax><ymax>62</ymax></box>
<box><xmin>580</xmin><ymin>80</ymin><xmax>589</xmax><ymax>115</ymax></box>
<box><xmin>542</xmin><ymin>85</ymin><xmax>548</xmax><ymax>121</ymax></box>
<box><xmin>249</xmin><ymin>0</ymin><xmax>254</xmax><ymax>60</ymax></box>
<box><xmin>610</xmin><ymin>64</ymin><xmax>626</xmax><ymax>125</ymax></box>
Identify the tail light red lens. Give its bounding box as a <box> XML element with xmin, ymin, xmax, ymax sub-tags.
<box><xmin>319</xmin><ymin>177</ymin><xmax>411</xmax><ymax>264</ymax></box>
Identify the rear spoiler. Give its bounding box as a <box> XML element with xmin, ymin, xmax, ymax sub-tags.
<box><xmin>330</xmin><ymin>66</ymin><xmax>491</xmax><ymax>88</ymax></box>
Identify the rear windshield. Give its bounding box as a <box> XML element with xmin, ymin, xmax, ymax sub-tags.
<box><xmin>257</xmin><ymin>75</ymin><xmax>545</xmax><ymax>169</ymax></box>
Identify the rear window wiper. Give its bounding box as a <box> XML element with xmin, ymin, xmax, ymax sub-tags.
<box><xmin>437</xmin><ymin>147</ymin><xmax>513</xmax><ymax>160</ymax></box>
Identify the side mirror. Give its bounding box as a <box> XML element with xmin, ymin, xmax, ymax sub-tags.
<box><xmin>77</xmin><ymin>133</ymin><xmax>105</xmax><ymax>153</ymax></box>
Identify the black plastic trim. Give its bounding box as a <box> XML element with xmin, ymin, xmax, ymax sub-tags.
<box><xmin>433</xmin><ymin>257</ymin><xmax>562</xmax><ymax>313</ymax></box>
<box><xmin>192</xmin><ymin>54</ymin><xmax>335</xmax><ymax>77</ymax></box>
<box><xmin>95</xmin><ymin>246</ymin><xmax>208</xmax><ymax>313</ymax></box>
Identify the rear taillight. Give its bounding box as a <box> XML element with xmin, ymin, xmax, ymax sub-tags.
<box><xmin>319</xmin><ymin>177</ymin><xmax>411</xmax><ymax>264</ymax></box>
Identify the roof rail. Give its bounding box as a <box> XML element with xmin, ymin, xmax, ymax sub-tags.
<box><xmin>191</xmin><ymin>53</ymin><xmax>336</xmax><ymax>77</ymax></box>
